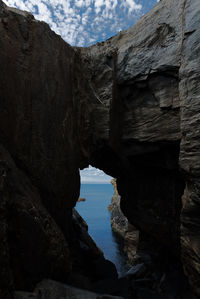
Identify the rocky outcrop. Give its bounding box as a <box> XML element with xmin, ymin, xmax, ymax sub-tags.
<box><xmin>0</xmin><ymin>2</ymin><xmax>120</xmax><ymax>296</ymax></box>
<box><xmin>77</xmin><ymin>0</ymin><xmax>200</xmax><ymax>296</ymax></box>
<box><xmin>108</xmin><ymin>179</ymin><xmax>139</xmax><ymax>264</ymax></box>
<box><xmin>0</xmin><ymin>0</ymin><xmax>200</xmax><ymax>297</ymax></box>
<box><xmin>108</xmin><ymin>179</ymin><xmax>129</xmax><ymax>237</ymax></box>
<box><xmin>77</xmin><ymin>0</ymin><xmax>200</xmax><ymax>295</ymax></box>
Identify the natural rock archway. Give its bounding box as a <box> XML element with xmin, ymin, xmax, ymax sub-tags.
<box><xmin>0</xmin><ymin>0</ymin><xmax>200</xmax><ymax>297</ymax></box>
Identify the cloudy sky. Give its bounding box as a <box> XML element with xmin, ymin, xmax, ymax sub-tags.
<box><xmin>80</xmin><ymin>165</ymin><xmax>112</xmax><ymax>184</ymax></box>
<box><xmin>4</xmin><ymin>0</ymin><xmax>158</xmax><ymax>47</ymax></box>
<box><xmin>4</xmin><ymin>0</ymin><xmax>158</xmax><ymax>182</ymax></box>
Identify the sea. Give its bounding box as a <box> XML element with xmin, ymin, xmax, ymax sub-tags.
<box><xmin>75</xmin><ymin>183</ymin><xmax>130</xmax><ymax>277</ymax></box>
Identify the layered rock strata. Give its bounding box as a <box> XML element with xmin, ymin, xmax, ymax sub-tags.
<box><xmin>77</xmin><ymin>0</ymin><xmax>200</xmax><ymax>296</ymax></box>
<box><xmin>0</xmin><ymin>0</ymin><xmax>200</xmax><ymax>297</ymax></box>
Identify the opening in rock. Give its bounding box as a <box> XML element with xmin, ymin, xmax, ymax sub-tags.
<box><xmin>76</xmin><ymin>165</ymin><xmax>130</xmax><ymax>276</ymax></box>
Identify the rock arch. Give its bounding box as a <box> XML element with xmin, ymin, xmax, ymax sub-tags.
<box><xmin>0</xmin><ymin>0</ymin><xmax>199</xmax><ymax>296</ymax></box>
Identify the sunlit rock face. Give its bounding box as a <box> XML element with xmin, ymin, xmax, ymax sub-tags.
<box><xmin>0</xmin><ymin>0</ymin><xmax>200</xmax><ymax>297</ymax></box>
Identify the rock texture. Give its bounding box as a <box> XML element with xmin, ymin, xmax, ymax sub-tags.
<box><xmin>77</xmin><ymin>0</ymin><xmax>200</xmax><ymax>296</ymax></box>
<box><xmin>108</xmin><ymin>179</ymin><xmax>129</xmax><ymax>237</ymax></box>
<box><xmin>0</xmin><ymin>2</ymin><xmax>120</xmax><ymax>297</ymax></box>
<box><xmin>179</xmin><ymin>0</ymin><xmax>200</xmax><ymax>295</ymax></box>
<box><xmin>0</xmin><ymin>144</ymin><xmax>71</xmax><ymax>292</ymax></box>
<box><xmin>0</xmin><ymin>0</ymin><xmax>200</xmax><ymax>297</ymax></box>
<box><xmin>0</xmin><ymin>0</ymin><xmax>80</xmax><ymax>233</ymax></box>
<box><xmin>108</xmin><ymin>179</ymin><xmax>139</xmax><ymax>264</ymax></box>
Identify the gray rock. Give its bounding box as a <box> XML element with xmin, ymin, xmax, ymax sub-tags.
<box><xmin>179</xmin><ymin>0</ymin><xmax>200</xmax><ymax>296</ymax></box>
<box><xmin>108</xmin><ymin>179</ymin><xmax>139</xmax><ymax>265</ymax></box>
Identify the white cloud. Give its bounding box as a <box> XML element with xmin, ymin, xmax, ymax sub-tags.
<box><xmin>3</xmin><ymin>0</ymin><xmax>144</xmax><ymax>46</ymax></box>
<box><xmin>80</xmin><ymin>166</ymin><xmax>113</xmax><ymax>184</ymax></box>
<box><xmin>124</xmin><ymin>0</ymin><xmax>142</xmax><ymax>13</ymax></box>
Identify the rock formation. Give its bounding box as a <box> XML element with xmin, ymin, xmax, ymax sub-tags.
<box><xmin>108</xmin><ymin>179</ymin><xmax>129</xmax><ymax>237</ymax></box>
<box><xmin>0</xmin><ymin>0</ymin><xmax>200</xmax><ymax>297</ymax></box>
<box><xmin>108</xmin><ymin>179</ymin><xmax>139</xmax><ymax>264</ymax></box>
<box><xmin>77</xmin><ymin>197</ymin><xmax>86</xmax><ymax>202</ymax></box>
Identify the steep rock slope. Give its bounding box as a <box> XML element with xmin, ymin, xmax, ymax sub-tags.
<box><xmin>78</xmin><ymin>0</ymin><xmax>200</xmax><ymax>295</ymax></box>
<box><xmin>0</xmin><ymin>0</ymin><xmax>200</xmax><ymax>297</ymax></box>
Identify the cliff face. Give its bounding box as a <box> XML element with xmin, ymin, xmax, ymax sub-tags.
<box><xmin>0</xmin><ymin>2</ymin><xmax>112</xmax><ymax>295</ymax></box>
<box><xmin>108</xmin><ymin>179</ymin><xmax>139</xmax><ymax>264</ymax></box>
<box><xmin>79</xmin><ymin>0</ymin><xmax>184</xmax><ymax>261</ymax></box>
<box><xmin>78</xmin><ymin>0</ymin><xmax>200</xmax><ymax>295</ymax></box>
<box><xmin>108</xmin><ymin>179</ymin><xmax>128</xmax><ymax>237</ymax></box>
<box><xmin>0</xmin><ymin>1</ymin><xmax>80</xmax><ymax>229</ymax></box>
<box><xmin>0</xmin><ymin>0</ymin><xmax>200</xmax><ymax>297</ymax></box>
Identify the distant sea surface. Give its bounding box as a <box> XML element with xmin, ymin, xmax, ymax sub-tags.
<box><xmin>76</xmin><ymin>183</ymin><xmax>129</xmax><ymax>276</ymax></box>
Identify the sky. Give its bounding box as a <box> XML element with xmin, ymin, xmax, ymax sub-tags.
<box><xmin>4</xmin><ymin>0</ymin><xmax>159</xmax><ymax>47</ymax></box>
<box><xmin>80</xmin><ymin>165</ymin><xmax>112</xmax><ymax>184</ymax></box>
<box><xmin>4</xmin><ymin>0</ymin><xmax>158</xmax><ymax>182</ymax></box>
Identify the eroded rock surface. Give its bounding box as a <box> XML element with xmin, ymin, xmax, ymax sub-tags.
<box><xmin>108</xmin><ymin>179</ymin><xmax>139</xmax><ymax>264</ymax></box>
<box><xmin>179</xmin><ymin>0</ymin><xmax>200</xmax><ymax>295</ymax></box>
<box><xmin>77</xmin><ymin>0</ymin><xmax>200</xmax><ymax>296</ymax></box>
<box><xmin>0</xmin><ymin>0</ymin><xmax>200</xmax><ymax>297</ymax></box>
<box><xmin>78</xmin><ymin>0</ymin><xmax>185</xmax><ymax>264</ymax></box>
<box><xmin>108</xmin><ymin>179</ymin><xmax>129</xmax><ymax>237</ymax></box>
<box><xmin>0</xmin><ymin>0</ymin><xmax>80</xmax><ymax>233</ymax></box>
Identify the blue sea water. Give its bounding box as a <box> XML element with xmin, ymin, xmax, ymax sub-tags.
<box><xmin>75</xmin><ymin>183</ymin><xmax>130</xmax><ymax>276</ymax></box>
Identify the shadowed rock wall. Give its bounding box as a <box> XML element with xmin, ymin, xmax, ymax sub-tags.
<box><xmin>179</xmin><ymin>0</ymin><xmax>200</xmax><ymax>294</ymax></box>
<box><xmin>77</xmin><ymin>0</ymin><xmax>200</xmax><ymax>295</ymax></box>
<box><xmin>0</xmin><ymin>1</ymin><xmax>80</xmax><ymax>232</ymax></box>
<box><xmin>0</xmin><ymin>0</ymin><xmax>200</xmax><ymax>297</ymax></box>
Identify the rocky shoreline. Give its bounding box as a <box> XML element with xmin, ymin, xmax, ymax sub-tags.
<box><xmin>108</xmin><ymin>179</ymin><xmax>139</xmax><ymax>265</ymax></box>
